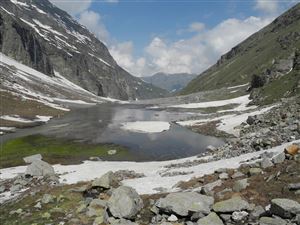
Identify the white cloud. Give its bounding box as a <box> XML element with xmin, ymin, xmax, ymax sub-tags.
<box><xmin>122</xmin><ymin>16</ymin><xmax>272</xmax><ymax>76</ymax></box>
<box><xmin>254</xmin><ymin>0</ymin><xmax>279</xmax><ymax>14</ymax></box>
<box><xmin>188</xmin><ymin>22</ymin><xmax>206</xmax><ymax>32</ymax></box>
<box><xmin>78</xmin><ymin>10</ymin><xmax>110</xmax><ymax>43</ymax></box>
<box><xmin>49</xmin><ymin>0</ymin><xmax>92</xmax><ymax>16</ymax></box>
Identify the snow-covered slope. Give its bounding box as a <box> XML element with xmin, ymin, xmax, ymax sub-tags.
<box><xmin>0</xmin><ymin>52</ymin><xmax>121</xmax><ymax>111</ymax></box>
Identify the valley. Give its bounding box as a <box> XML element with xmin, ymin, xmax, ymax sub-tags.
<box><xmin>0</xmin><ymin>1</ymin><xmax>300</xmax><ymax>225</ymax></box>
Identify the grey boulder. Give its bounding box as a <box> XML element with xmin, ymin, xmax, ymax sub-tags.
<box><xmin>213</xmin><ymin>197</ymin><xmax>250</xmax><ymax>213</ymax></box>
<box><xmin>25</xmin><ymin>160</ymin><xmax>55</xmax><ymax>177</ymax></box>
<box><xmin>155</xmin><ymin>192</ymin><xmax>214</xmax><ymax>216</ymax></box>
<box><xmin>23</xmin><ymin>154</ymin><xmax>42</xmax><ymax>164</ymax></box>
<box><xmin>108</xmin><ymin>186</ymin><xmax>143</xmax><ymax>219</ymax></box>
<box><xmin>259</xmin><ymin>216</ymin><xmax>287</xmax><ymax>225</ymax></box>
<box><xmin>197</xmin><ymin>212</ymin><xmax>224</xmax><ymax>225</ymax></box>
<box><xmin>270</xmin><ymin>198</ymin><xmax>300</xmax><ymax>219</ymax></box>
<box><xmin>92</xmin><ymin>171</ymin><xmax>115</xmax><ymax>189</ymax></box>
<box><xmin>233</xmin><ymin>178</ymin><xmax>249</xmax><ymax>192</ymax></box>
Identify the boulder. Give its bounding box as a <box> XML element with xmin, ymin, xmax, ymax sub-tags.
<box><xmin>25</xmin><ymin>160</ymin><xmax>55</xmax><ymax>177</ymax></box>
<box><xmin>155</xmin><ymin>192</ymin><xmax>214</xmax><ymax>217</ymax></box>
<box><xmin>201</xmin><ymin>180</ymin><xmax>222</xmax><ymax>195</ymax></box>
<box><xmin>285</xmin><ymin>144</ymin><xmax>299</xmax><ymax>156</ymax></box>
<box><xmin>167</xmin><ymin>214</ymin><xmax>178</xmax><ymax>222</ymax></box>
<box><xmin>270</xmin><ymin>198</ymin><xmax>300</xmax><ymax>219</ymax></box>
<box><xmin>197</xmin><ymin>212</ymin><xmax>224</xmax><ymax>225</ymax></box>
<box><xmin>92</xmin><ymin>171</ymin><xmax>115</xmax><ymax>189</ymax></box>
<box><xmin>219</xmin><ymin>173</ymin><xmax>229</xmax><ymax>180</ymax></box>
<box><xmin>288</xmin><ymin>183</ymin><xmax>300</xmax><ymax>191</ymax></box>
<box><xmin>108</xmin><ymin>186</ymin><xmax>143</xmax><ymax>219</ymax></box>
<box><xmin>246</xmin><ymin>116</ymin><xmax>256</xmax><ymax>125</ymax></box>
<box><xmin>23</xmin><ymin>154</ymin><xmax>42</xmax><ymax>164</ymax></box>
<box><xmin>259</xmin><ymin>216</ymin><xmax>287</xmax><ymax>225</ymax></box>
<box><xmin>272</xmin><ymin>152</ymin><xmax>286</xmax><ymax>164</ymax></box>
<box><xmin>233</xmin><ymin>178</ymin><xmax>249</xmax><ymax>192</ymax></box>
<box><xmin>231</xmin><ymin>171</ymin><xmax>245</xmax><ymax>179</ymax></box>
<box><xmin>213</xmin><ymin>197</ymin><xmax>250</xmax><ymax>213</ymax></box>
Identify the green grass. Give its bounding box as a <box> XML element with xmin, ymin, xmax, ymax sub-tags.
<box><xmin>258</xmin><ymin>70</ymin><xmax>300</xmax><ymax>105</ymax></box>
<box><xmin>180</xmin><ymin>3</ymin><xmax>300</xmax><ymax>97</ymax></box>
<box><xmin>0</xmin><ymin>135</ymin><xmax>130</xmax><ymax>168</ymax></box>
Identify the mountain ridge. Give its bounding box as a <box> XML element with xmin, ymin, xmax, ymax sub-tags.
<box><xmin>142</xmin><ymin>72</ymin><xmax>197</xmax><ymax>93</ymax></box>
<box><xmin>0</xmin><ymin>0</ymin><xmax>167</xmax><ymax>100</ymax></box>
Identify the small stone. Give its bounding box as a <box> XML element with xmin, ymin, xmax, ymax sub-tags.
<box><xmin>288</xmin><ymin>183</ymin><xmax>300</xmax><ymax>191</ymax></box>
<box><xmin>93</xmin><ymin>216</ymin><xmax>104</xmax><ymax>225</ymax></box>
<box><xmin>167</xmin><ymin>214</ymin><xmax>178</xmax><ymax>222</ymax></box>
<box><xmin>107</xmin><ymin>149</ymin><xmax>117</xmax><ymax>155</ymax></box>
<box><xmin>260</xmin><ymin>158</ymin><xmax>274</xmax><ymax>169</ymax></box>
<box><xmin>248</xmin><ymin>168</ymin><xmax>263</xmax><ymax>176</ymax></box>
<box><xmin>272</xmin><ymin>152</ymin><xmax>286</xmax><ymax>164</ymax></box>
<box><xmin>34</xmin><ymin>202</ymin><xmax>42</xmax><ymax>209</ymax></box>
<box><xmin>219</xmin><ymin>173</ymin><xmax>229</xmax><ymax>180</ymax></box>
<box><xmin>231</xmin><ymin>171</ymin><xmax>244</xmax><ymax>179</ymax></box>
<box><xmin>10</xmin><ymin>184</ymin><xmax>22</xmax><ymax>193</ymax></box>
<box><xmin>233</xmin><ymin>178</ymin><xmax>249</xmax><ymax>192</ymax></box>
<box><xmin>231</xmin><ymin>211</ymin><xmax>248</xmax><ymax>221</ymax></box>
<box><xmin>41</xmin><ymin>194</ymin><xmax>54</xmax><ymax>204</ymax></box>
<box><xmin>92</xmin><ymin>171</ymin><xmax>115</xmax><ymax>189</ymax></box>
<box><xmin>197</xmin><ymin>212</ymin><xmax>224</xmax><ymax>225</ymax></box>
<box><xmin>41</xmin><ymin>212</ymin><xmax>51</xmax><ymax>219</ymax></box>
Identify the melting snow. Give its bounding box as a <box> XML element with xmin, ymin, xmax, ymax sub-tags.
<box><xmin>0</xmin><ymin>6</ymin><xmax>15</xmax><ymax>16</ymax></box>
<box><xmin>0</xmin><ymin>141</ymin><xmax>297</xmax><ymax>195</ymax></box>
<box><xmin>121</xmin><ymin>121</ymin><xmax>170</xmax><ymax>133</ymax></box>
<box><xmin>0</xmin><ymin>115</ymin><xmax>52</xmax><ymax>123</ymax></box>
<box><xmin>169</xmin><ymin>95</ymin><xmax>252</xmax><ymax>109</ymax></box>
<box><xmin>227</xmin><ymin>83</ymin><xmax>249</xmax><ymax>89</ymax></box>
<box><xmin>88</xmin><ymin>53</ymin><xmax>112</xmax><ymax>67</ymax></box>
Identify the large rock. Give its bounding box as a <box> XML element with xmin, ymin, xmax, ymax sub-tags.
<box><xmin>108</xmin><ymin>186</ymin><xmax>143</xmax><ymax>219</ymax></box>
<box><xmin>213</xmin><ymin>197</ymin><xmax>250</xmax><ymax>213</ymax></box>
<box><xmin>260</xmin><ymin>158</ymin><xmax>274</xmax><ymax>169</ymax></box>
<box><xmin>25</xmin><ymin>160</ymin><xmax>55</xmax><ymax>177</ymax></box>
<box><xmin>197</xmin><ymin>212</ymin><xmax>224</xmax><ymax>225</ymax></box>
<box><xmin>23</xmin><ymin>154</ymin><xmax>42</xmax><ymax>164</ymax></box>
<box><xmin>270</xmin><ymin>198</ymin><xmax>300</xmax><ymax>219</ymax></box>
<box><xmin>259</xmin><ymin>216</ymin><xmax>287</xmax><ymax>225</ymax></box>
<box><xmin>155</xmin><ymin>192</ymin><xmax>214</xmax><ymax>217</ymax></box>
<box><xmin>92</xmin><ymin>171</ymin><xmax>115</xmax><ymax>189</ymax></box>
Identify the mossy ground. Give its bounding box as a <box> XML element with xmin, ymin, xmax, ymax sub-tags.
<box><xmin>0</xmin><ymin>134</ymin><xmax>130</xmax><ymax>168</ymax></box>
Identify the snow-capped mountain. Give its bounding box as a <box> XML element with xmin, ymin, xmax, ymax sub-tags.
<box><xmin>0</xmin><ymin>0</ymin><xmax>167</xmax><ymax>100</ymax></box>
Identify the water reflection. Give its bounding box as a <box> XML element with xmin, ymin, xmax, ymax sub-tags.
<box><xmin>1</xmin><ymin>103</ymin><xmax>224</xmax><ymax>161</ymax></box>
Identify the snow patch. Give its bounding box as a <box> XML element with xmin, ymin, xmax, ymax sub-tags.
<box><xmin>169</xmin><ymin>95</ymin><xmax>252</xmax><ymax>109</ymax></box>
<box><xmin>227</xmin><ymin>83</ymin><xmax>249</xmax><ymax>89</ymax></box>
<box><xmin>0</xmin><ymin>115</ymin><xmax>52</xmax><ymax>123</ymax></box>
<box><xmin>0</xmin><ymin>6</ymin><xmax>15</xmax><ymax>16</ymax></box>
<box><xmin>121</xmin><ymin>121</ymin><xmax>170</xmax><ymax>133</ymax></box>
<box><xmin>0</xmin><ymin>141</ymin><xmax>296</xmax><ymax>195</ymax></box>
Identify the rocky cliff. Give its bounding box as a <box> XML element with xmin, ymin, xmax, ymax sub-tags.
<box><xmin>0</xmin><ymin>0</ymin><xmax>167</xmax><ymax>100</ymax></box>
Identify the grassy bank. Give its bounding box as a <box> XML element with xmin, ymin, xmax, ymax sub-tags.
<box><xmin>0</xmin><ymin>135</ymin><xmax>130</xmax><ymax>168</ymax></box>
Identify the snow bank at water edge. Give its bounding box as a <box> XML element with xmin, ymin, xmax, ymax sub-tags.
<box><xmin>168</xmin><ymin>95</ymin><xmax>253</xmax><ymax>109</ymax></box>
<box><xmin>0</xmin><ymin>141</ymin><xmax>297</xmax><ymax>196</ymax></box>
<box><xmin>121</xmin><ymin>121</ymin><xmax>170</xmax><ymax>133</ymax></box>
<box><xmin>0</xmin><ymin>115</ymin><xmax>52</xmax><ymax>123</ymax></box>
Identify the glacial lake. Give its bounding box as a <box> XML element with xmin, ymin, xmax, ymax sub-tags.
<box><xmin>1</xmin><ymin>103</ymin><xmax>224</xmax><ymax>161</ymax></box>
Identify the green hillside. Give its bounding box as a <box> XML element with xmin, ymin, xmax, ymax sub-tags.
<box><xmin>181</xmin><ymin>3</ymin><xmax>300</xmax><ymax>103</ymax></box>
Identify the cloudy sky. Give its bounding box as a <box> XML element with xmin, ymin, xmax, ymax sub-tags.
<box><xmin>49</xmin><ymin>0</ymin><xmax>298</xmax><ymax>77</ymax></box>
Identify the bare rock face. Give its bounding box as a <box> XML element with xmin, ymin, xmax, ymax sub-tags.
<box><xmin>270</xmin><ymin>198</ymin><xmax>300</xmax><ymax>219</ymax></box>
<box><xmin>108</xmin><ymin>186</ymin><xmax>143</xmax><ymax>219</ymax></box>
<box><xmin>0</xmin><ymin>0</ymin><xmax>167</xmax><ymax>100</ymax></box>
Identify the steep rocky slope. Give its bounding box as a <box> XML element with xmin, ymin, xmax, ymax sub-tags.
<box><xmin>0</xmin><ymin>0</ymin><xmax>167</xmax><ymax>100</ymax></box>
<box><xmin>181</xmin><ymin>3</ymin><xmax>300</xmax><ymax>104</ymax></box>
<box><xmin>143</xmin><ymin>72</ymin><xmax>197</xmax><ymax>93</ymax></box>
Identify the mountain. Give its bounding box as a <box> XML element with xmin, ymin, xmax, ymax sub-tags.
<box><xmin>0</xmin><ymin>0</ymin><xmax>167</xmax><ymax>100</ymax></box>
<box><xmin>181</xmin><ymin>3</ymin><xmax>300</xmax><ymax>104</ymax></box>
<box><xmin>142</xmin><ymin>72</ymin><xmax>198</xmax><ymax>93</ymax></box>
